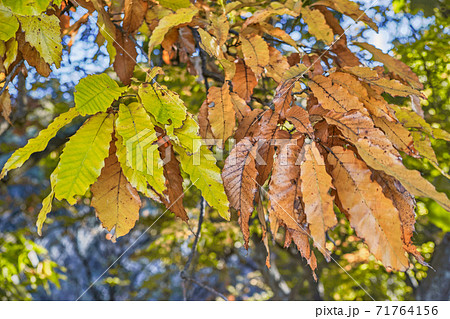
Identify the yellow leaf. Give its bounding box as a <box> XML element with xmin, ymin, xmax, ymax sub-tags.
<box><xmin>265</xmin><ymin>47</ymin><xmax>290</xmax><ymax>83</ymax></box>
<box><xmin>312</xmin><ymin>0</ymin><xmax>378</xmax><ymax>32</ymax></box>
<box><xmin>207</xmin><ymin>83</ymin><xmax>236</xmax><ymax>145</ymax></box>
<box><xmin>301</xmin><ymin>6</ymin><xmax>333</xmax><ymax>45</ymax></box>
<box><xmin>328</xmin><ymin>146</ymin><xmax>409</xmax><ymax>270</ymax></box>
<box><xmin>300</xmin><ymin>141</ymin><xmax>336</xmax><ymax>259</ymax></box>
<box><xmin>240</xmin><ymin>34</ymin><xmax>269</xmax><ymax>77</ymax></box>
<box><xmin>18</xmin><ymin>14</ymin><xmax>63</xmax><ymax>67</ymax></box>
<box><xmin>148</xmin><ymin>6</ymin><xmax>198</xmax><ymax>52</ymax></box>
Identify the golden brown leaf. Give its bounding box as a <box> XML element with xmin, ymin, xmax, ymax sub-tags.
<box><xmin>273</xmin><ymin>79</ymin><xmax>294</xmax><ymax>116</ymax></box>
<box><xmin>309</xmin><ymin>75</ymin><xmax>367</xmax><ymax>113</ymax></box>
<box><xmin>232</xmin><ymin>59</ymin><xmax>258</xmax><ymax>102</ymax></box>
<box><xmin>234</xmin><ymin>109</ymin><xmax>264</xmax><ymax>142</ymax></box>
<box><xmin>265</xmin><ymin>47</ymin><xmax>290</xmax><ymax>83</ymax></box>
<box><xmin>91</xmin><ymin>140</ymin><xmax>141</xmax><ymax>239</ymax></box>
<box><xmin>198</xmin><ymin>99</ymin><xmax>214</xmax><ymax>140</ymax></box>
<box><xmin>158</xmin><ymin>138</ymin><xmax>188</xmax><ymax>221</ymax></box>
<box><xmin>113</xmin><ymin>29</ymin><xmax>137</xmax><ymax>85</ymax></box>
<box><xmin>222</xmin><ymin>138</ymin><xmax>259</xmax><ymax>247</ymax></box>
<box><xmin>0</xmin><ymin>91</ymin><xmax>12</xmax><ymax>124</ymax></box>
<box><xmin>123</xmin><ymin>0</ymin><xmax>148</xmax><ymax>34</ymax></box>
<box><xmin>240</xmin><ymin>34</ymin><xmax>269</xmax><ymax>77</ymax></box>
<box><xmin>286</xmin><ymin>105</ymin><xmax>314</xmax><ymax>135</ymax></box>
<box><xmin>207</xmin><ymin>83</ymin><xmax>236</xmax><ymax>145</ymax></box>
<box><xmin>328</xmin><ymin>146</ymin><xmax>409</xmax><ymax>270</ymax></box>
<box><xmin>230</xmin><ymin>91</ymin><xmax>251</xmax><ymax>122</ymax></box>
<box><xmin>286</xmin><ymin>228</ymin><xmax>318</xmax><ymax>279</ymax></box>
<box><xmin>300</xmin><ymin>141</ymin><xmax>336</xmax><ymax>259</ymax></box>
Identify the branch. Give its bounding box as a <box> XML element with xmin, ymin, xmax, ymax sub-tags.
<box><xmin>0</xmin><ymin>60</ymin><xmax>24</xmax><ymax>96</ymax></box>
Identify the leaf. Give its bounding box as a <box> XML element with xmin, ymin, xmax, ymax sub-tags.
<box><xmin>300</xmin><ymin>141</ymin><xmax>336</xmax><ymax>259</ymax></box>
<box><xmin>158</xmin><ymin>0</ymin><xmax>191</xmax><ymax>10</ymax></box>
<box><xmin>92</xmin><ymin>0</ymin><xmax>117</xmax><ymax>64</ymax></box>
<box><xmin>138</xmin><ymin>83</ymin><xmax>187</xmax><ymax>128</ymax></box>
<box><xmin>222</xmin><ymin>138</ymin><xmax>259</xmax><ymax>246</ymax></box>
<box><xmin>207</xmin><ymin>83</ymin><xmax>236</xmax><ymax>145</ymax></box>
<box><xmin>36</xmin><ymin>166</ymin><xmax>59</xmax><ymax>236</ymax></box>
<box><xmin>1</xmin><ymin>107</ymin><xmax>79</xmax><ymax>178</ymax></box>
<box><xmin>123</xmin><ymin>0</ymin><xmax>148</xmax><ymax>34</ymax></box>
<box><xmin>265</xmin><ymin>47</ymin><xmax>290</xmax><ymax>83</ymax></box>
<box><xmin>113</xmin><ymin>29</ymin><xmax>137</xmax><ymax>85</ymax></box>
<box><xmin>301</xmin><ymin>6</ymin><xmax>333</xmax><ymax>45</ymax></box>
<box><xmin>312</xmin><ymin>0</ymin><xmax>378</xmax><ymax>32</ymax></box>
<box><xmin>171</xmin><ymin>115</ymin><xmax>201</xmax><ymax>153</ymax></box>
<box><xmin>91</xmin><ymin>139</ymin><xmax>141</xmax><ymax>239</ymax></box>
<box><xmin>210</xmin><ymin>14</ymin><xmax>229</xmax><ymax>47</ymax></box>
<box><xmin>355</xmin><ymin>42</ymin><xmax>422</xmax><ymax>89</ymax></box>
<box><xmin>328</xmin><ymin>146</ymin><xmax>409</xmax><ymax>270</ymax></box>
<box><xmin>178</xmin><ymin>145</ymin><xmax>230</xmax><ymax>220</ymax></box>
<box><xmin>286</xmin><ymin>228</ymin><xmax>318</xmax><ymax>279</ymax></box>
<box><xmin>54</xmin><ymin>113</ymin><xmax>114</xmax><ymax>204</ymax></box>
<box><xmin>198</xmin><ymin>100</ymin><xmax>214</xmax><ymax>140</ymax></box>
<box><xmin>282</xmin><ymin>63</ymin><xmax>308</xmax><ymax>81</ymax></box>
<box><xmin>230</xmin><ymin>91</ymin><xmax>251</xmax><ymax>122</ymax></box>
<box><xmin>325</xmin><ymin>110</ymin><xmax>450</xmax><ymax>211</ymax></box>
<box><xmin>242</xmin><ymin>7</ymin><xmax>297</xmax><ymax>29</ymax></box>
<box><xmin>234</xmin><ymin>109</ymin><xmax>265</xmax><ymax>143</ymax></box>
<box><xmin>259</xmin><ymin>22</ymin><xmax>299</xmax><ymax>49</ymax></box>
<box><xmin>115</xmin><ymin>103</ymin><xmax>166</xmax><ymax>194</ymax></box>
<box><xmin>273</xmin><ymin>78</ymin><xmax>294</xmax><ymax>115</ymax></box>
<box><xmin>3</xmin><ymin>37</ymin><xmax>18</xmax><ymax>71</ymax></box>
<box><xmin>0</xmin><ymin>91</ymin><xmax>12</xmax><ymax>124</ymax></box>
<box><xmin>0</xmin><ymin>4</ymin><xmax>19</xmax><ymax>41</ymax></box>
<box><xmin>286</xmin><ymin>105</ymin><xmax>314</xmax><ymax>135</ymax></box>
<box><xmin>115</xmin><ymin>133</ymin><xmax>161</xmax><ymax>202</ymax></box>
<box><xmin>392</xmin><ymin>105</ymin><xmax>450</xmax><ymax>141</ymax></box>
<box><xmin>240</xmin><ymin>34</ymin><xmax>270</xmax><ymax>77</ymax></box>
<box><xmin>74</xmin><ymin>74</ymin><xmax>127</xmax><ymax>116</ymax></box>
<box><xmin>232</xmin><ymin>59</ymin><xmax>257</xmax><ymax>102</ymax></box>
<box><xmin>309</xmin><ymin>75</ymin><xmax>367</xmax><ymax>113</ymax></box>
<box><xmin>16</xmin><ymin>31</ymin><xmax>50</xmax><ymax>77</ymax></box>
<box><xmin>148</xmin><ymin>6</ymin><xmax>199</xmax><ymax>52</ymax></box>
<box><xmin>373</xmin><ymin>116</ymin><xmax>419</xmax><ymax>158</ymax></box>
<box><xmin>373</xmin><ymin>171</ymin><xmax>428</xmax><ymax>267</ymax></box>
<box><xmin>197</xmin><ymin>28</ymin><xmax>235</xmax><ymax>80</ymax></box>
<box><xmin>2</xmin><ymin>0</ymin><xmax>49</xmax><ymax>15</ymax></box>
<box><xmin>159</xmin><ymin>140</ymin><xmax>188</xmax><ymax>221</ymax></box>
<box><xmin>17</xmin><ymin>14</ymin><xmax>63</xmax><ymax>67</ymax></box>
<box><xmin>268</xmin><ymin>142</ymin><xmax>302</xmax><ymax>231</ymax></box>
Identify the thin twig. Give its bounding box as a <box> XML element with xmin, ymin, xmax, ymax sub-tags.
<box><xmin>183</xmin><ymin>276</ymin><xmax>229</xmax><ymax>301</ymax></box>
<box><xmin>0</xmin><ymin>60</ymin><xmax>24</xmax><ymax>96</ymax></box>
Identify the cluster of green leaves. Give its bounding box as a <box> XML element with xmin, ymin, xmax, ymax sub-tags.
<box><xmin>0</xmin><ymin>232</ymin><xmax>64</xmax><ymax>300</ymax></box>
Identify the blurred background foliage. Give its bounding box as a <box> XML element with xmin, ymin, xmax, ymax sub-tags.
<box><xmin>0</xmin><ymin>0</ymin><xmax>449</xmax><ymax>300</ymax></box>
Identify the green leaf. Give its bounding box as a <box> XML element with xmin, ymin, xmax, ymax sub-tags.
<box><xmin>148</xmin><ymin>6</ymin><xmax>198</xmax><ymax>52</ymax></box>
<box><xmin>169</xmin><ymin>115</ymin><xmax>201</xmax><ymax>153</ymax></box>
<box><xmin>0</xmin><ymin>5</ymin><xmax>19</xmax><ymax>41</ymax></box>
<box><xmin>1</xmin><ymin>0</ymin><xmax>50</xmax><ymax>15</ymax></box>
<box><xmin>177</xmin><ymin>145</ymin><xmax>230</xmax><ymax>219</ymax></box>
<box><xmin>54</xmin><ymin>113</ymin><xmax>114</xmax><ymax>204</ymax></box>
<box><xmin>36</xmin><ymin>166</ymin><xmax>59</xmax><ymax>236</ymax></box>
<box><xmin>17</xmin><ymin>13</ymin><xmax>62</xmax><ymax>67</ymax></box>
<box><xmin>138</xmin><ymin>83</ymin><xmax>187</xmax><ymax>128</ymax></box>
<box><xmin>1</xmin><ymin>107</ymin><xmax>79</xmax><ymax>178</ymax></box>
<box><xmin>115</xmin><ymin>103</ymin><xmax>166</xmax><ymax>194</ymax></box>
<box><xmin>115</xmin><ymin>133</ymin><xmax>162</xmax><ymax>202</ymax></box>
<box><xmin>74</xmin><ymin>74</ymin><xmax>127</xmax><ymax>116</ymax></box>
<box><xmin>158</xmin><ymin>0</ymin><xmax>190</xmax><ymax>10</ymax></box>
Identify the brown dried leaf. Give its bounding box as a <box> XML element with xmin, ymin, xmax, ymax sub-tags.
<box><xmin>328</xmin><ymin>146</ymin><xmax>409</xmax><ymax>270</ymax></box>
<box><xmin>230</xmin><ymin>91</ymin><xmax>251</xmax><ymax>122</ymax></box>
<box><xmin>222</xmin><ymin>138</ymin><xmax>259</xmax><ymax>247</ymax></box>
<box><xmin>113</xmin><ymin>30</ymin><xmax>137</xmax><ymax>85</ymax></box>
<box><xmin>286</xmin><ymin>105</ymin><xmax>314</xmax><ymax>135</ymax></box>
<box><xmin>17</xmin><ymin>31</ymin><xmax>51</xmax><ymax>77</ymax></box>
<box><xmin>265</xmin><ymin>47</ymin><xmax>290</xmax><ymax>83</ymax></box>
<box><xmin>232</xmin><ymin>59</ymin><xmax>258</xmax><ymax>102</ymax></box>
<box><xmin>123</xmin><ymin>0</ymin><xmax>148</xmax><ymax>34</ymax></box>
<box><xmin>0</xmin><ymin>91</ymin><xmax>12</xmax><ymax>124</ymax></box>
